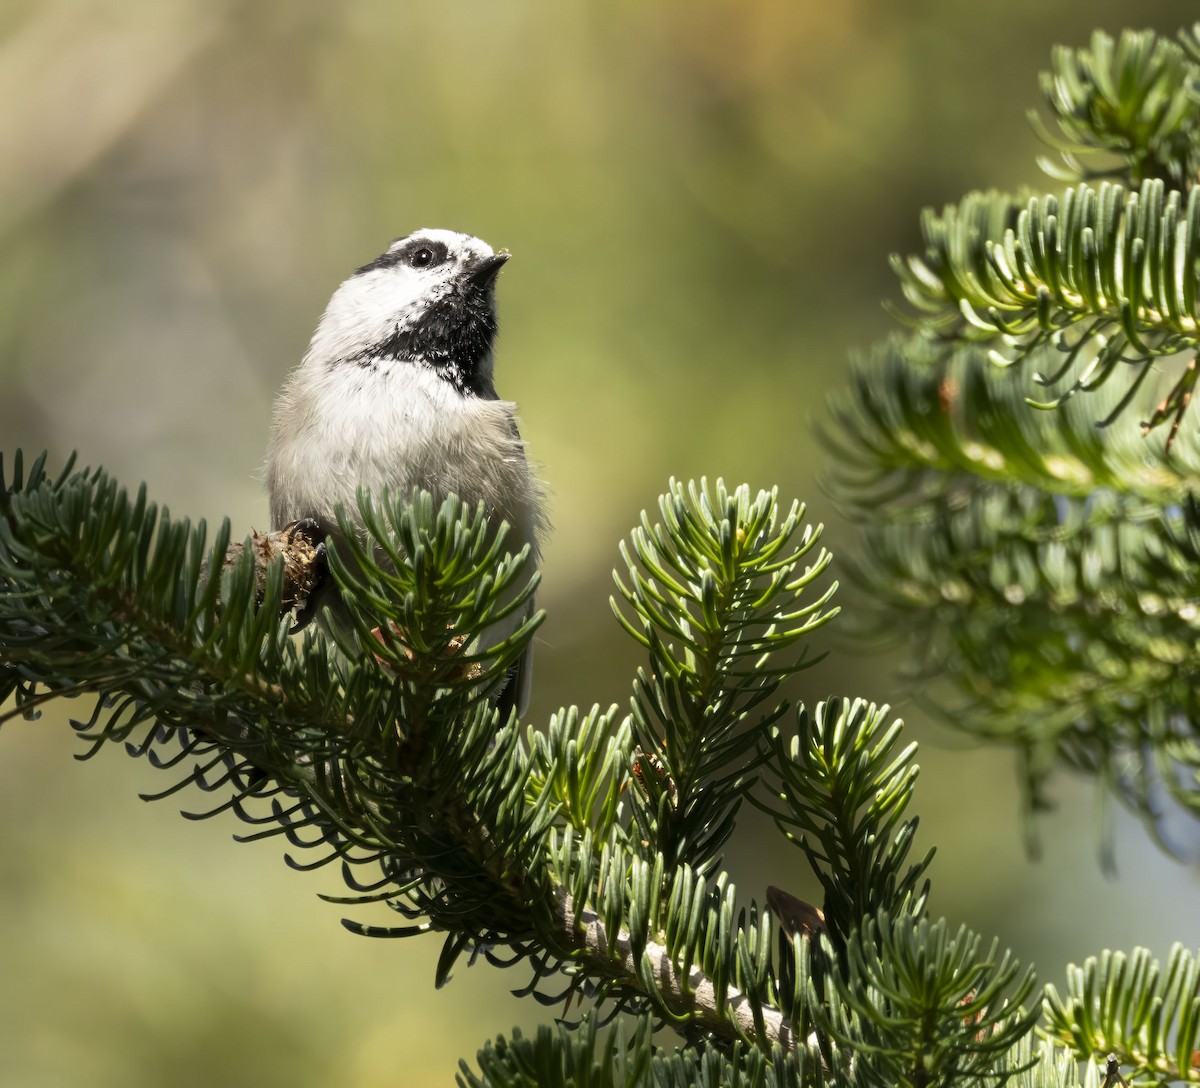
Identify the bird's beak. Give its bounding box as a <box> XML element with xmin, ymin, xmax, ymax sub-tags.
<box><xmin>467</xmin><ymin>250</ymin><xmax>510</xmax><ymax>287</ymax></box>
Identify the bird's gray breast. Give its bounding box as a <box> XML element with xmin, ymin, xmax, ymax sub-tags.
<box><xmin>269</xmin><ymin>361</ymin><xmax>540</xmax><ymax>560</ymax></box>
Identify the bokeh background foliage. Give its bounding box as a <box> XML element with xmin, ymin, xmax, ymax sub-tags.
<box><xmin>3</xmin><ymin>1</ymin><xmax>1200</xmax><ymax>1084</ymax></box>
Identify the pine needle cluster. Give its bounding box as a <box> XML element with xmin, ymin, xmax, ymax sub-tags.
<box><xmin>829</xmin><ymin>25</ymin><xmax>1200</xmax><ymax>857</ymax></box>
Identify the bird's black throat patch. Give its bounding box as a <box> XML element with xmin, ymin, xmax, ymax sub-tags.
<box><xmin>353</xmin><ymin>284</ymin><xmax>498</xmax><ymax>395</ymax></box>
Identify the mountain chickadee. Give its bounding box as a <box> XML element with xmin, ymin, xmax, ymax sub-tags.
<box><xmin>265</xmin><ymin>229</ymin><xmax>546</xmax><ymax>716</ymax></box>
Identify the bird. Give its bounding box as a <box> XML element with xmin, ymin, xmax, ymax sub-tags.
<box><xmin>265</xmin><ymin>228</ymin><xmax>546</xmax><ymax>718</ymax></box>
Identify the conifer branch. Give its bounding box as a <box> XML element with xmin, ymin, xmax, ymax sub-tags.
<box><xmin>825</xmin><ymin>339</ymin><xmax>1200</xmax><ymax>511</ymax></box>
<box><xmin>1044</xmin><ymin>945</ymin><xmax>1200</xmax><ymax>1084</ymax></box>
<box><xmin>892</xmin><ymin>179</ymin><xmax>1200</xmax><ymax>442</ymax></box>
<box><xmin>0</xmin><ymin>449</ymin><xmax>1040</xmax><ymax>1081</ymax></box>
<box><xmin>1031</xmin><ymin>28</ymin><xmax>1200</xmax><ymax>189</ymax></box>
<box><xmin>836</xmin><ymin>24</ymin><xmax>1200</xmax><ymax>853</ymax></box>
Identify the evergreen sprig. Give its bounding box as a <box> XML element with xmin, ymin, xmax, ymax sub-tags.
<box><xmin>826</xmin><ymin>339</ymin><xmax>1200</xmax><ymax>510</ymax></box>
<box><xmin>455</xmin><ymin>1027</ymin><xmax>1112</xmax><ymax>1088</ymax></box>
<box><xmin>990</xmin><ymin>1037</ymin><xmax>1103</xmax><ymax>1088</ymax></box>
<box><xmin>1031</xmin><ymin>28</ymin><xmax>1200</xmax><ymax>188</ymax></box>
<box><xmin>456</xmin><ymin>1018</ymin><xmax>827</xmax><ymax>1088</ymax></box>
<box><xmin>830</xmin><ymin>23</ymin><xmax>1200</xmax><ymax>853</ymax></box>
<box><xmin>755</xmin><ymin>698</ymin><xmax>931</xmax><ymax>945</ymax></box>
<box><xmin>1044</xmin><ymin>945</ymin><xmax>1200</xmax><ymax>1085</ymax></box>
<box><xmin>818</xmin><ymin>27</ymin><xmax>1200</xmax><ymax>1087</ymax></box>
<box><xmin>611</xmin><ymin>478</ymin><xmax>838</xmax><ymax>876</ymax></box>
<box><xmin>885</xmin><ymin>28</ymin><xmax>1200</xmax><ymax>446</ymax></box>
<box><xmin>1</xmin><ymin>449</ymin><xmax>1047</xmax><ymax>1083</ymax></box>
<box><xmin>839</xmin><ymin>472</ymin><xmax>1200</xmax><ymax>851</ymax></box>
<box><xmin>893</xmin><ymin>179</ymin><xmax>1200</xmax><ymax>441</ymax></box>
<box><xmin>819</xmin><ymin>913</ymin><xmax>1038</xmax><ymax>1087</ymax></box>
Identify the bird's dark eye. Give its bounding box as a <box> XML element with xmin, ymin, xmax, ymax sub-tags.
<box><xmin>404</xmin><ymin>240</ymin><xmax>449</xmax><ymax>270</ymax></box>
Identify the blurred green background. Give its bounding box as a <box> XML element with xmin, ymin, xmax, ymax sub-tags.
<box><xmin>3</xmin><ymin>1</ymin><xmax>1200</xmax><ymax>1084</ymax></box>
